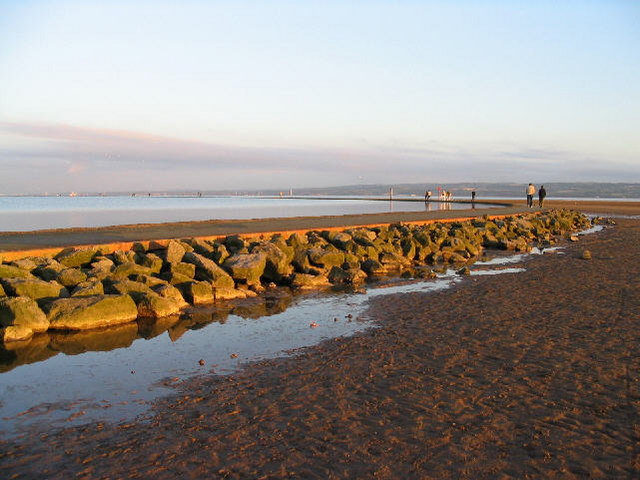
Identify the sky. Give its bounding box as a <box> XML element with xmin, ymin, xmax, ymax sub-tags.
<box><xmin>0</xmin><ymin>0</ymin><xmax>638</xmax><ymax>194</ymax></box>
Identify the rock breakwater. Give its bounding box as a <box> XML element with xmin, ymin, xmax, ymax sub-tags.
<box><xmin>0</xmin><ymin>210</ymin><xmax>592</xmax><ymax>343</ymax></box>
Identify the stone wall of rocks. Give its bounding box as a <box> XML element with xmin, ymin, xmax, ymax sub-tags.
<box><xmin>0</xmin><ymin>210</ymin><xmax>592</xmax><ymax>342</ymax></box>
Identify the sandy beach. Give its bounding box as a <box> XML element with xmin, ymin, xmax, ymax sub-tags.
<box><xmin>1</xmin><ymin>202</ymin><xmax>639</xmax><ymax>478</ymax></box>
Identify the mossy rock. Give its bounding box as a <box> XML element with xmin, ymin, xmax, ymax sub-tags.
<box><xmin>140</xmin><ymin>253</ymin><xmax>163</xmax><ymax>274</ymax></box>
<box><xmin>56</xmin><ymin>268</ymin><xmax>88</xmax><ymax>288</ymax></box>
<box><xmin>178</xmin><ymin>281</ymin><xmax>214</xmax><ymax>305</ymax></box>
<box><xmin>167</xmin><ymin>262</ymin><xmax>196</xmax><ymax>278</ymax></box>
<box><xmin>1</xmin><ymin>278</ymin><xmax>68</xmax><ymax>303</ymax></box>
<box><xmin>55</xmin><ymin>247</ymin><xmax>98</xmax><ymax>268</ymax></box>
<box><xmin>307</xmin><ymin>248</ymin><xmax>345</xmax><ymax>269</ymax></box>
<box><xmin>71</xmin><ymin>279</ymin><xmax>105</xmax><ymax>297</ymax></box>
<box><xmin>105</xmin><ymin>279</ymin><xmax>154</xmax><ymax>303</ymax></box>
<box><xmin>154</xmin><ymin>284</ymin><xmax>188</xmax><ymax>308</ymax></box>
<box><xmin>10</xmin><ymin>258</ymin><xmax>38</xmax><ymax>271</ymax></box>
<box><xmin>163</xmin><ymin>240</ymin><xmax>186</xmax><ymax>264</ymax></box>
<box><xmin>0</xmin><ymin>296</ymin><xmax>49</xmax><ymax>332</ymax></box>
<box><xmin>45</xmin><ymin>294</ymin><xmax>138</xmax><ymax>330</ymax></box>
<box><xmin>136</xmin><ymin>292</ymin><xmax>184</xmax><ymax>318</ymax></box>
<box><xmin>251</xmin><ymin>242</ymin><xmax>292</xmax><ymax>282</ymax></box>
<box><xmin>1</xmin><ymin>325</ymin><xmax>34</xmax><ymax>343</ymax></box>
<box><xmin>110</xmin><ymin>262</ymin><xmax>152</xmax><ymax>279</ymax></box>
<box><xmin>223</xmin><ymin>253</ymin><xmax>267</xmax><ymax>286</ymax></box>
<box><xmin>160</xmin><ymin>271</ymin><xmax>194</xmax><ymax>286</ymax></box>
<box><xmin>291</xmin><ymin>273</ymin><xmax>330</xmax><ymax>289</ymax></box>
<box><xmin>183</xmin><ymin>252</ymin><xmax>235</xmax><ymax>288</ymax></box>
<box><xmin>0</xmin><ymin>264</ymin><xmax>34</xmax><ymax>280</ymax></box>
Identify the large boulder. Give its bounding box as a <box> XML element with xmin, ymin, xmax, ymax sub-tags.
<box><xmin>0</xmin><ymin>264</ymin><xmax>33</xmax><ymax>279</ymax></box>
<box><xmin>251</xmin><ymin>242</ymin><xmax>292</xmax><ymax>282</ymax></box>
<box><xmin>166</xmin><ymin>262</ymin><xmax>196</xmax><ymax>278</ymax></box>
<box><xmin>1</xmin><ymin>278</ymin><xmax>68</xmax><ymax>303</ymax></box>
<box><xmin>163</xmin><ymin>240</ymin><xmax>186</xmax><ymax>264</ymax></box>
<box><xmin>183</xmin><ymin>252</ymin><xmax>235</xmax><ymax>288</ymax></box>
<box><xmin>307</xmin><ymin>248</ymin><xmax>345</xmax><ymax>269</ymax></box>
<box><xmin>55</xmin><ymin>247</ymin><xmax>97</xmax><ymax>268</ymax></box>
<box><xmin>154</xmin><ymin>284</ymin><xmax>189</xmax><ymax>308</ymax></box>
<box><xmin>105</xmin><ymin>279</ymin><xmax>154</xmax><ymax>303</ymax></box>
<box><xmin>331</xmin><ymin>232</ymin><xmax>353</xmax><ymax>250</ymax></box>
<box><xmin>178</xmin><ymin>281</ymin><xmax>214</xmax><ymax>305</ymax></box>
<box><xmin>136</xmin><ymin>292</ymin><xmax>184</xmax><ymax>318</ymax></box>
<box><xmin>328</xmin><ymin>266</ymin><xmax>367</xmax><ymax>285</ymax></box>
<box><xmin>291</xmin><ymin>273</ymin><xmax>330</xmax><ymax>289</ymax></box>
<box><xmin>56</xmin><ymin>268</ymin><xmax>88</xmax><ymax>288</ymax></box>
<box><xmin>71</xmin><ymin>279</ymin><xmax>105</xmax><ymax>297</ymax></box>
<box><xmin>223</xmin><ymin>253</ymin><xmax>267</xmax><ymax>286</ymax></box>
<box><xmin>10</xmin><ymin>258</ymin><xmax>38</xmax><ymax>271</ymax></box>
<box><xmin>1</xmin><ymin>325</ymin><xmax>34</xmax><ymax>343</ymax></box>
<box><xmin>110</xmin><ymin>262</ymin><xmax>152</xmax><ymax>279</ymax></box>
<box><xmin>139</xmin><ymin>253</ymin><xmax>163</xmax><ymax>274</ymax></box>
<box><xmin>0</xmin><ymin>296</ymin><xmax>49</xmax><ymax>332</ymax></box>
<box><xmin>45</xmin><ymin>295</ymin><xmax>138</xmax><ymax>330</ymax></box>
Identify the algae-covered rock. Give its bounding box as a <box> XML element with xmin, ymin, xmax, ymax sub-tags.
<box><xmin>136</xmin><ymin>292</ymin><xmax>184</xmax><ymax>318</ymax></box>
<box><xmin>10</xmin><ymin>258</ymin><xmax>38</xmax><ymax>271</ymax></box>
<box><xmin>328</xmin><ymin>266</ymin><xmax>367</xmax><ymax>285</ymax></box>
<box><xmin>183</xmin><ymin>252</ymin><xmax>235</xmax><ymax>288</ymax></box>
<box><xmin>71</xmin><ymin>279</ymin><xmax>105</xmax><ymax>297</ymax></box>
<box><xmin>154</xmin><ymin>284</ymin><xmax>188</xmax><ymax>308</ymax></box>
<box><xmin>214</xmin><ymin>287</ymin><xmax>249</xmax><ymax>300</ymax></box>
<box><xmin>105</xmin><ymin>279</ymin><xmax>154</xmax><ymax>303</ymax></box>
<box><xmin>178</xmin><ymin>281</ymin><xmax>214</xmax><ymax>305</ymax></box>
<box><xmin>291</xmin><ymin>273</ymin><xmax>330</xmax><ymax>289</ymax></box>
<box><xmin>581</xmin><ymin>250</ymin><xmax>592</xmax><ymax>260</ymax></box>
<box><xmin>307</xmin><ymin>248</ymin><xmax>345</xmax><ymax>269</ymax></box>
<box><xmin>110</xmin><ymin>261</ymin><xmax>152</xmax><ymax>279</ymax></box>
<box><xmin>0</xmin><ymin>296</ymin><xmax>49</xmax><ymax>332</ymax></box>
<box><xmin>160</xmin><ymin>271</ymin><xmax>194</xmax><ymax>286</ymax></box>
<box><xmin>224</xmin><ymin>235</ymin><xmax>246</xmax><ymax>254</ymax></box>
<box><xmin>223</xmin><ymin>253</ymin><xmax>267</xmax><ymax>286</ymax></box>
<box><xmin>1</xmin><ymin>278</ymin><xmax>68</xmax><ymax>303</ymax></box>
<box><xmin>46</xmin><ymin>295</ymin><xmax>138</xmax><ymax>330</ymax></box>
<box><xmin>1</xmin><ymin>325</ymin><xmax>34</xmax><ymax>343</ymax></box>
<box><xmin>139</xmin><ymin>253</ymin><xmax>163</xmax><ymax>274</ymax></box>
<box><xmin>55</xmin><ymin>247</ymin><xmax>97</xmax><ymax>268</ymax></box>
<box><xmin>56</xmin><ymin>268</ymin><xmax>88</xmax><ymax>288</ymax></box>
<box><xmin>167</xmin><ymin>262</ymin><xmax>196</xmax><ymax>278</ymax></box>
<box><xmin>251</xmin><ymin>242</ymin><xmax>292</xmax><ymax>282</ymax></box>
<box><xmin>360</xmin><ymin>259</ymin><xmax>385</xmax><ymax>276</ymax></box>
<box><xmin>0</xmin><ymin>264</ymin><xmax>33</xmax><ymax>279</ymax></box>
<box><xmin>163</xmin><ymin>240</ymin><xmax>187</xmax><ymax>264</ymax></box>
<box><xmin>112</xmin><ymin>250</ymin><xmax>137</xmax><ymax>265</ymax></box>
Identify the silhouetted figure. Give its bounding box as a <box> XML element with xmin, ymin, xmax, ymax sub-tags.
<box><xmin>538</xmin><ymin>185</ymin><xmax>547</xmax><ymax>207</ymax></box>
<box><xmin>471</xmin><ymin>190</ymin><xmax>476</xmax><ymax>202</ymax></box>
<box><xmin>526</xmin><ymin>183</ymin><xmax>535</xmax><ymax>208</ymax></box>
<box><xmin>424</xmin><ymin>190</ymin><xmax>432</xmax><ymax>201</ymax></box>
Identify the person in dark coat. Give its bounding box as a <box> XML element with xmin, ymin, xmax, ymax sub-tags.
<box><xmin>538</xmin><ymin>185</ymin><xmax>547</xmax><ymax>207</ymax></box>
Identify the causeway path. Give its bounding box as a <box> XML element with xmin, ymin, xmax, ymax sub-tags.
<box><xmin>0</xmin><ymin>202</ymin><xmax>531</xmax><ymax>258</ymax></box>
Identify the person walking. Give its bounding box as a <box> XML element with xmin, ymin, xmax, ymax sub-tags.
<box><xmin>424</xmin><ymin>190</ymin><xmax>431</xmax><ymax>201</ymax></box>
<box><xmin>526</xmin><ymin>183</ymin><xmax>535</xmax><ymax>208</ymax></box>
<box><xmin>538</xmin><ymin>185</ymin><xmax>547</xmax><ymax>207</ymax></box>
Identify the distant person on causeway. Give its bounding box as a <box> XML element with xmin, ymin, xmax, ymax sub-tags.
<box><xmin>538</xmin><ymin>185</ymin><xmax>547</xmax><ymax>207</ymax></box>
<box><xmin>526</xmin><ymin>183</ymin><xmax>535</xmax><ymax>208</ymax></box>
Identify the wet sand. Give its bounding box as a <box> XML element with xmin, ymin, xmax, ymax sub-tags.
<box><xmin>1</xmin><ymin>206</ymin><xmax>639</xmax><ymax>478</ymax></box>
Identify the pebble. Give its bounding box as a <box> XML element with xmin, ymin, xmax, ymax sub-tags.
<box><xmin>199</xmin><ymin>359</ymin><xmax>205</xmax><ymax>366</ymax></box>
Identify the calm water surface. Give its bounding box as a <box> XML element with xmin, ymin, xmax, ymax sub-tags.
<box><xmin>0</xmin><ymin>196</ymin><xmax>485</xmax><ymax>232</ymax></box>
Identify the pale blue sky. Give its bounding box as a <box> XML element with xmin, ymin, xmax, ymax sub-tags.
<box><xmin>0</xmin><ymin>0</ymin><xmax>638</xmax><ymax>193</ymax></box>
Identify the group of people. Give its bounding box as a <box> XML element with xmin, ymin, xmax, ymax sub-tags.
<box><xmin>424</xmin><ymin>189</ymin><xmax>453</xmax><ymax>201</ymax></box>
<box><xmin>527</xmin><ymin>183</ymin><xmax>546</xmax><ymax>208</ymax></box>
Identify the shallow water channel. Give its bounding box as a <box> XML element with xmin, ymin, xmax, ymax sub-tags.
<box><xmin>0</xmin><ymin>237</ymin><xmax>597</xmax><ymax>438</ymax></box>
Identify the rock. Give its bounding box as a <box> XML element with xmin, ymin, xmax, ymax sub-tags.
<box><xmin>160</xmin><ymin>271</ymin><xmax>194</xmax><ymax>286</ymax></box>
<box><xmin>224</xmin><ymin>235</ymin><xmax>246</xmax><ymax>253</ymax></box>
<box><xmin>307</xmin><ymin>248</ymin><xmax>345</xmax><ymax>269</ymax></box>
<box><xmin>130</xmin><ymin>274</ymin><xmax>168</xmax><ymax>288</ymax></box>
<box><xmin>251</xmin><ymin>242</ymin><xmax>292</xmax><ymax>282</ymax></box>
<box><xmin>328</xmin><ymin>266</ymin><xmax>367</xmax><ymax>285</ymax></box>
<box><xmin>10</xmin><ymin>258</ymin><xmax>38</xmax><ymax>271</ymax></box>
<box><xmin>154</xmin><ymin>283</ymin><xmax>189</xmax><ymax>308</ymax></box>
<box><xmin>0</xmin><ymin>283</ymin><xmax>4</xmax><ymax>297</ymax></box>
<box><xmin>136</xmin><ymin>292</ymin><xmax>184</xmax><ymax>318</ymax></box>
<box><xmin>213</xmin><ymin>287</ymin><xmax>249</xmax><ymax>300</ymax></box>
<box><xmin>223</xmin><ymin>253</ymin><xmax>267</xmax><ymax>286</ymax></box>
<box><xmin>457</xmin><ymin>266</ymin><xmax>471</xmax><ymax>276</ymax></box>
<box><xmin>45</xmin><ymin>295</ymin><xmax>138</xmax><ymax>330</ymax></box>
<box><xmin>112</xmin><ymin>250</ymin><xmax>137</xmax><ymax>265</ymax></box>
<box><xmin>569</xmin><ymin>234</ymin><xmax>579</xmax><ymax>242</ymax></box>
<box><xmin>56</xmin><ymin>268</ymin><xmax>88</xmax><ymax>288</ymax></box>
<box><xmin>1</xmin><ymin>325</ymin><xmax>34</xmax><ymax>343</ymax></box>
<box><xmin>0</xmin><ymin>278</ymin><xmax>68</xmax><ymax>303</ymax></box>
<box><xmin>0</xmin><ymin>296</ymin><xmax>49</xmax><ymax>332</ymax></box>
<box><xmin>105</xmin><ymin>278</ymin><xmax>156</xmax><ymax>303</ymax></box>
<box><xmin>140</xmin><ymin>253</ymin><xmax>163</xmax><ymax>274</ymax></box>
<box><xmin>186</xmin><ymin>238</ymin><xmax>215</xmax><ymax>256</ymax></box>
<box><xmin>55</xmin><ymin>247</ymin><xmax>97</xmax><ymax>268</ymax></box>
<box><xmin>379</xmin><ymin>251</ymin><xmax>411</xmax><ymax>268</ymax></box>
<box><xmin>183</xmin><ymin>252</ymin><xmax>235</xmax><ymax>288</ymax></box>
<box><xmin>71</xmin><ymin>279</ymin><xmax>105</xmax><ymax>297</ymax></box>
<box><xmin>361</xmin><ymin>258</ymin><xmax>385</xmax><ymax>276</ymax></box>
<box><xmin>581</xmin><ymin>250</ymin><xmax>592</xmax><ymax>260</ymax></box>
<box><xmin>0</xmin><ymin>264</ymin><xmax>34</xmax><ymax>279</ymax></box>
<box><xmin>286</xmin><ymin>233</ymin><xmax>308</xmax><ymax>249</ymax></box>
<box><xmin>163</xmin><ymin>240</ymin><xmax>187</xmax><ymax>264</ymax></box>
<box><xmin>211</xmin><ymin>243</ymin><xmax>230</xmax><ymax>264</ymax></box>
<box><xmin>165</xmin><ymin>261</ymin><xmax>195</xmax><ymax>278</ymax></box>
<box><xmin>110</xmin><ymin>261</ymin><xmax>152</xmax><ymax>279</ymax></box>
<box><xmin>331</xmin><ymin>232</ymin><xmax>353</xmax><ymax>250</ymax></box>
<box><xmin>178</xmin><ymin>281</ymin><xmax>214</xmax><ymax>305</ymax></box>
<box><xmin>291</xmin><ymin>273</ymin><xmax>331</xmax><ymax>289</ymax></box>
